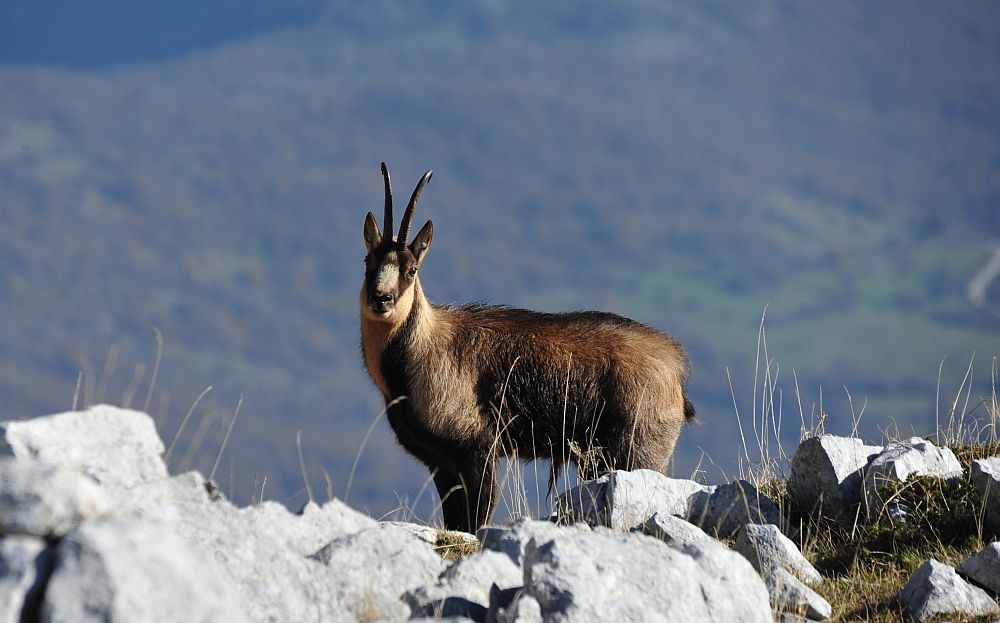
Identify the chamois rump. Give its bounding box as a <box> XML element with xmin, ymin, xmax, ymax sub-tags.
<box><xmin>360</xmin><ymin>163</ymin><xmax>694</xmax><ymax>532</ymax></box>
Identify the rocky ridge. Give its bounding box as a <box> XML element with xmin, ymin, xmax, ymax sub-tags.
<box><xmin>1</xmin><ymin>405</ymin><xmax>999</xmax><ymax>622</ymax></box>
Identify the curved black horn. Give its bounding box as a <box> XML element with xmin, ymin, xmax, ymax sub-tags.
<box><xmin>381</xmin><ymin>162</ymin><xmax>393</xmax><ymax>242</ymax></box>
<box><xmin>398</xmin><ymin>170</ymin><xmax>433</xmax><ymax>244</ymax></box>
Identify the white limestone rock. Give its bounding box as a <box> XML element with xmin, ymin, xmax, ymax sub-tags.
<box><xmin>405</xmin><ymin>549</ymin><xmax>522</xmax><ymax>620</ymax></box>
<box><xmin>787</xmin><ymin>435</ymin><xmax>881</xmax><ymax>517</ymax></box>
<box><xmin>1</xmin><ymin>405</ymin><xmax>167</xmax><ymax>492</ymax></box>
<box><xmin>312</xmin><ymin>522</ymin><xmax>446</xmax><ymax>621</ymax></box>
<box><xmin>487</xmin><ymin>588</ymin><xmax>542</xmax><ymax>623</ymax></box>
<box><xmin>734</xmin><ymin>523</ymin><xmax>821</xmax><ymax>584</ymax></box>
<box><xmin>971</xmin><ymin>457</ymin><xmax>1000</xmax><ymax>534</ymax></box>
<box><xmin>0</xmin><ymin>535</ymin><xmax>54</xmax><ymax>623</ymax></box>
<box><xmin>0</xmin><ymin>457</ymin><xmax>109</xmax><ymax>537</ymax></box>
<box><xmin>556</xmin><ymin>469</ymin><xmax>715</xmax><ymax>529</ymax></box>
<box><xmin>863</xmin><ymin>438</ymin><xmax>963</xmax><ymax>515</ymax></box>
<box><xmin>685</xmin><ymin>480</ymin><xmax>788</xmax><ymax>538</ymax></box>
<box><xmin>957</xmin><ymin>541</ymin><xmax>1000</xmax><ymax>594</ymax></box>
<box><xmin>639</xmin><ymin>511</ymin><xmax>714</xmax><ymax>545</ymax></box>
<box><xmin>113</xmin><ymin>470</ymin><xmax>355</xmax><ymax>622</ymax></box>
<box><xmin>478</xmin><ymin>518</ymin><xmax>587</xmax><ymax>566</ymax></box>
<box><xmin>765</xmin><ymin>568</ymin><xmax>832</xmax><ymax>620</ymax></box>
<box><xmin>42</xmin><ymin>519</ymin><xmax>245</xmax><ymax>623</ymax></box>
<box><xmin>898</xmin><ymin>558</ymin><xmax>999</xmax><ymax>622</ymax></box>
<box><xmin>521</xmin><ymin>529</ymin><xmax>772</xmax><ymax>622</ymax></box>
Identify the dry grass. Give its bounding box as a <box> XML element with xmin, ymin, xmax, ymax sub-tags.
<box><xmin>723</xmin><ymin>319</ymin><xmax>1000</xmax><ymax>622</ymax></box>
<box><xmin>777</xmin><ymin>441</ymin><xmax>999</xmax><ymax>622</ymax></box>
<box><xmin>433</xmin><ymin>530</ymin><xmax>483</xmax><ymax>561</ymax></box>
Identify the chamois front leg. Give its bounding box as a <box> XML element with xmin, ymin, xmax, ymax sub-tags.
<box><xmin>433</xmin><ymin>452</ymin><xmax>497</xmax><ymax>532</ymax></box>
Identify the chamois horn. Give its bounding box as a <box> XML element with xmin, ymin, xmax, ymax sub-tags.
<box><xmin>398</xmin><ymin>170</ymin><xmax>433</xmax><ymax>245</ymax></box>
<box><xmin>380</xmin><ymin>162</ymin><xmax>393</xmax><ymax>243</ymax></box>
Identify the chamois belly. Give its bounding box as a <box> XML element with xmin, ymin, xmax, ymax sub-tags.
<box><xmin>385</xmin><ymin>399</ymin><xmax>481</xmax><ymax>472</ymax></box>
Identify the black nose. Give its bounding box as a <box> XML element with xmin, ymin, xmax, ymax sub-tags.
<box><xmin>377</xmin><ymin>293</ymin><xmax>393</xmax><ymax>304</ymax></box>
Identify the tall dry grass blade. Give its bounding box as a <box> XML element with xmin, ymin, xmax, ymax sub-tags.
<box><xmin>165</xmin><ymin>385</ymin><xmax>212</xmax><ymax>465</ymax></box>
<box><xmin>751</xmin><ymin>306</ymin><xmax>768</xmax><ymax>465</ymax></box>
<box><xmin>991</xmin><ymin>356</ymin><xmax>998</xmax><ymax>444</ymax></box>
<box><xmin>153</xmin><ymin>391</ymin><xmax>171</xmax><ymax>430</ymax></box>
<box><xmin>95</xmin><ymin>344</ymin><xmax>119</xmax><ymax>404</ymax></box>
<box><xmin>178</xmin><ymin>407</ymin><xmax>221</xmax><ymax>472</ymax></box>
<box><xmin>143</xmin><ymin>327</ymin><xmax>164</xmax><ymax>413</ymax></box>
<box><xmin>321</xmin><ymin>466</ymin><xmax>335</xmax><ymax>502</ymax></box>
<box><xmin>78</xmin><ymin>356</ymin><xmax>96</xmax><ymax>408</ymax></box>
<box><xmin>792</xmin><ymin>370</ymin><xmax>809</xmax><ymax>441</ymax></box>
<box><xmin>727</xmin><ymin>367</ymin><xmax>751</xmax><ymax>469</ymax></box>
<box><xmin>296</xmin><ymin>429</ymin><xmax>314</xmax><ymax>504</ymax></box>
<box><xmin>944</xmin><ymin>353</ymin><xmax>975</xmax><ymax>444</ymax></box>
<box><xmin>72</xmin><ymin>371</ymin><xmax>83</xmax><ymax>411</ymax></box>
<box><xmin>121</xmin><ymin>362</ymin><xmax>146</xmax><ymax>409</ymax></box>
<box><xmin>346</xmin><ymin>395</ymin><xmax>406</xmax><ymax>503</ymax></box>
<box><xmin>935</xmin><ymin>357</ymin><xmax>946</xmax><ymax>444</ymax></box>
<box><xmin>844</xmin><ymin>386</ymin><xmax>867</xmax><ymax>439</ymax></box>
<box><xmin>410</xmin><ymin>468</ymin><xmax>440</xmax><ymax>524</ymax></box>
<box><xmin>210</xmin><ymin>394</ymin><xmax>243</xmax><ymax>483</ymax></box>
<box><xmin>560</xmin><ymin>353</ymin><xmax>572</xmax><ymax>492</ymax></box>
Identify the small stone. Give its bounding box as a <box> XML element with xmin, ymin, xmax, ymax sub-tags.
<box><xmin>686</xmin><ymin>480</ymin><xmax>788</xmax><ymax>539</ymax></box>
<box><xmin>734</xmin><ymin>523</ymin><xmax>821</xmax><ymax>584</ymax></box>
<box><xmin>863</xmin><ymin>438</ymin><xmax>963</xmax><ymax>514</ymax></box>
<box><xmin>898</xmin><ymin>558</ymin><xmax>999</xmax><ymax>622</ymax></box>
<box><xmin>639</xmin><ymin>512</ymin><xmax>714</xmax><ymax>545</ymax></box>
<box><xmin>556</xmin><ymin>470</ymin><xmax>715</xmax><ymax>529</ymax></box>
<box><xmin>957</xmin><ymin>541</ymin><xmax>1000</xmax><ymax>594</ymax></box>
<box><xmin>765</xmin><ymin>568</ymin><xmax>832</xmax><ymax>620</ymax></box>
<box><xmin>971</xmin><ymin>457</ymin><xmax>1000</xmax><ymax>534</ymax></box>
<box><xmin>522</xmin><ymin>530</ymin><xmax>772</xmax><ymax>621</ymax></box>
<box><xmin>787</xmin><ymin>435</ymin><xmax>881</xmax><ymax>518</ymax></box>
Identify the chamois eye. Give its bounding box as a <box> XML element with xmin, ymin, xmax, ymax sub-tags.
<box><xmin>406</xmin><ymin>267</ymin><xmax>417</xmax><ymax>281</ymax></box>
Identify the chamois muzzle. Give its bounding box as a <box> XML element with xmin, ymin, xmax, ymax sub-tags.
<box><xmin>369</xmin><ymin>292</ymin><xmax>394</xmax><ymax>315</ymax></box>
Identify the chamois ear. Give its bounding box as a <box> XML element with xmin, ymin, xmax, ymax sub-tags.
<box><xmin>363</xmin><ymin>212</ymin><xmax>381</xmax><ymax>254</ymax></box>
<box><xmin>410</xmin><ymin>219</ymin><xmax>433</xmax><ymax>266</ymax></box>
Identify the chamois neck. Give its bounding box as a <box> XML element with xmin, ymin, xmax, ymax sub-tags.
<box><xmin>360</xmin><ymin>277</ymin><xmax>435</xmax><ymax>399</ymax></box>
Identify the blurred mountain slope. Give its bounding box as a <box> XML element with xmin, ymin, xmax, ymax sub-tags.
<box><xmin>1</xmin><ymin>1</ymin><xmax>998</xmax><ymax>516</ymax></box>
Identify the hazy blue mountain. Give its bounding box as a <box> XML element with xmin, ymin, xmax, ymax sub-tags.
<box><xmin>0</xmin><ymin>0</ymin><xmax>323</xmax><ymax>67</ymax></box>
<box><xmin>1</xmin><ymin>1</ymin><xmax>998</xmax><ymax>520</ymax></box>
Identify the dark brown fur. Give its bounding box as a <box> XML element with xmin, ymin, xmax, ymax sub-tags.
<box><xmin>360</xmin><ymin>164</ymin><xmax>694</xmax><ymax>532</ymax></box>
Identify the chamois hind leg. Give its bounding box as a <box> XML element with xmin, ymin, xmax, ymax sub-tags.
<box><xmin>623</xmin><ymin>411</ymin><xmax>684</xmax><ymax>474</ymax></box>
<box><xmin>593</xmin><ymin>406</ymin><xmax>682</xmax><ymax>475</ymax></box>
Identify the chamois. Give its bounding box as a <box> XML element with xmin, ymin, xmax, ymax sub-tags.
<box><xmin>360</xmin><ymin>163</ymin><xmax>695</xmax><ymax>532</ymax></box>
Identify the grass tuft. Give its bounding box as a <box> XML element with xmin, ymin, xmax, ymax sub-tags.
<box><xmin>433</xmin><ymin>530</ymin><xmax>482</xmax><ymax>561</ymax></box>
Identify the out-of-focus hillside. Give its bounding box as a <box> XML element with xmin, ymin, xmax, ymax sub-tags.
<box><xmin>1</xmin><ymin>1</ymin><xmax>998</xmax><ymax>518</ymax></box>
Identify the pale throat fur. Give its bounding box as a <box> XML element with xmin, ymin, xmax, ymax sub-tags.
<box><xmin>360</xmin><ymin>274</ymin><xmax>425</xmax><ymax>400</ymax></box>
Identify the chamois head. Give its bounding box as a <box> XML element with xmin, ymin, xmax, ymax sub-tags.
<box><xmin>361</xmin><ymin>162</ymin><xmax>434</xmax><ymax>322</ymax></box>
